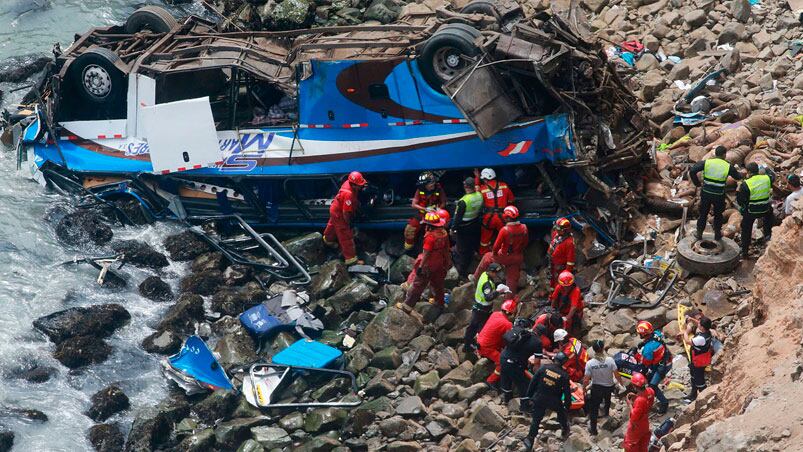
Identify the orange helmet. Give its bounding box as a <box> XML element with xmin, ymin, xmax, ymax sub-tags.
<box><xmin>558</xmin><ymin>271</ymin><xmax>574</xmax><ymax>287</ymax></box>
<box><xmin>423</xmin><ymin>211</ymin><xmax>446</xmax><ymax>227</ymax></box>
<box><xmin>636</xmin><ymin>320</ymin><xmax>654</xmax><ymax>337</ymax></box>
<box><xmin>503</xmin><ymin>205</ymin><xmax>519</xmax><ymax>220</ymax></box>
<box><xmin>555</xmin><ymin>217</ymin><xmax>571</xmax><ymax>231</ymax></box>
<box><xmin>436</xmin><ymin>208</ymin><xmax>451</xmax><ymax>225</ymax></box>
<box><xmin>631</xmin><ymin>372</ymin><xmax>647</xmax><ymax>388</ymax></box>
<box><xmin>348</xmin><ymin>171</ymin><xmax>367</xmax><ymax>186</ymax></box>
<box><xmin>501</xmin><ymin>298</ymin><xmax>517</xmax><ymax>314</ymax></box>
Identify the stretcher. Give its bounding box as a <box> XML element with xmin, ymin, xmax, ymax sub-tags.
<box><xmin>162</xmin><ymin>335</ymin><xmax>234</xmax><ymax>395</ymax></box>
<box><xmin>568</xmin><ymin>381</ymin><xmax>585</xmax><ymax>410</ymax></box>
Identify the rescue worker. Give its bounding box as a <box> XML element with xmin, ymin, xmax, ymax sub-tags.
<box><xmin>533</xmin><ymin>312</ymin><xmax>564</xmax><ymax>352</ymax></box>
<box><xmin>522</xmin><ymin>351</ymin><xmax>572</xmax><ymax>451</ymax></box>
<box><xmin>404</xmin><ymin>171</ymin><xmax>447</xmax><ymax>251</ymax></box>
<box><xmin>736</xmin><ymin>162</ymin><xmax>776</xmax><ymax>258</ymax></box>
<box><xmin>550</xmin><ymin>329</ymin><xmax>587</xmax><ymax>383</ymax></box>
<box><xmin>402</xmin><ymin>209</ymin><xmax>451</xmax><ymax>295</ymax></box>
<box><xmin>634</xmin><ymin>321</ymin><xmax>671</xmax><ymax>414</ymax></box>
<box><xmin>583</xmin><ymin>340</ymin><xmax>622</xmax><ymax>436</ymax></box>
<box><xmin>623</xmin><ymin>372</ymin><xmax>655</xmax><ymax>452</ymax></box>
<box><xmin>688</xmin><ymin>145</ymin><xmax>742</xmax><ymax>240</ymax></box>
<box><xmin>683</xmin><ymin>316</ymin><xmax>713</xmax><ymax>403</ymax></box>
<box><xmin>399</xmin><ymin>211</ymin><xmax>451</xmax><ymax>312</ymax></box>
<box><xmin>474</xmin><ymin>168</ymin><xmax>515</xmax><ymax>254</ymax></box>
<box><xmin>476</xmin><ymin>298</ymin><xmax>517</xmax><ymax>387</ymax></box>
<box><xmin>547</xmin><ymin>217</ymin><xmax>575</xmax><ymax>288</ymax></box>
<box><xmin>473</xmin><ymin>205</ymin><xmax>528</xmax><ymax>293</ymax></box>
<box><xmin>500</xmin><ymin>317</ymin><xmax>542</xmax><ymax>402</ymax></box>
<box><xmin>549</xmin><ymin>271</ymin><xmax>584</xmax><ymax>334</ymax></box>
<box><xmin>323</xmin><ymin>171</ymin><xmax>367</xmax><ymax>264</ymax></box>
<box><xmin>463</xmin><ymin>263</ymin><xmax>509</xmax><ymax>352</ymax></box>
<box><xmin>784</xmin><ymin>174</ymin><xmax>801</xmax><ymax>215</ymax></box>
<box><xmin>451</xmin><ymin>177</ymin><xmax>483</xmax><ymax>278</ymax></box>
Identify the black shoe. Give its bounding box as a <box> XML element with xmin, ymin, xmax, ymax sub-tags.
<box><xmin>657</xmin><ymin>401</ymin><xmax>669</xmax><ymax>414</ymax></box>
<box><xmin>589</xmin><ymin>426</ymin><xmax>598</xmax><ymax>436</ymax></box>
<box><xmin>522</xmin><ymin>436</ymin><xmax>534</xmax><ymax>451</ymax></box>
<box><xmin>561</xmin><ymin>428</ymin><xmax>570</xmax><ymax>440</ymax></box>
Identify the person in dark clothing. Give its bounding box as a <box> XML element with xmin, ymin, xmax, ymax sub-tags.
<box><xmin>500</xmin><ymin>318</ymin><xmax>542</xmax><ymax>402</ymax></box>
<box><xmin>522</xmin><ymin>352</ymin><xmax>572</xmax><ymax>450</ymax></box>
<box><xmin>683</xmin><ymin>316</ymin><xmax>713</xmax><ymax>403</ymax></box>
<box><xmin>736</xmin><ymin>162</ymin><xmax>776</xmax><ymax>257</ymax></box>
<box><xmin>688</xmin><ymin>145</ymin><xmax>742</xmax><ymax>240</ymax></box>
<box><xmin>451</xmin><ymin>177</ymin><xmax>483</xmax><ymax>278</ymax></box>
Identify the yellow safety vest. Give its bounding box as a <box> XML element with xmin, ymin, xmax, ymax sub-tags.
<box><xmin>460</xmin><ymin>192</ymin><xmax>482</xmax><ymax>222</ymax></box>
<box><xmin>702</xmin><ymin>158</ymin><xmax>730</xmax><ymax>195</ymax></box>
<box><xmin>745</xmin><ymin>174</ymin><xmax>771</xmax><ymax>214</ymax></box>
<box><xmin>474</xmin><ymin>271</ymin><xmax>495</xmax><ymax>305</ymax></box>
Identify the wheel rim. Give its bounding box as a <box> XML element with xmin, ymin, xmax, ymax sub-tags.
<box><xmin>82</xmin><ymin>64</ymin><xmax>112</xmax><ymax>99</ymax></box>
<box><xmin>432</xmin><ymin>47</ymin><xmax>472</xmax><ymax>83</ymax></box>
<box><xmin>692</xmin><ymin>239</ymin><xmax>724</xmax><ymax>256</ymax></box>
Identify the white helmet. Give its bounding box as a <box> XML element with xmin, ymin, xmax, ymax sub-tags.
<box><xmin>553</xmin><ymin>328</ymin><xmax>568</xmax><ymax>342</ymax></box>
<box><xmin>692</xmin><ymin>335</ymin><xmax>706</xmax><ymax>347</ymax></box>
<box><xmin>480</xmin><ymin>168</ymin><xmax>496</xmax><ymax>180</ymax></box>
<box><xmin>496</xmin><ymin>284</ymin><xmax>511</xmax><ymax>293</ymax></box>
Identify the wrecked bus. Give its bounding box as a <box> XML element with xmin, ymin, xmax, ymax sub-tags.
<box><xmin>16</xmin><ymin>5</ymin><xmax>652</xmax><ymax>244</ymax></box>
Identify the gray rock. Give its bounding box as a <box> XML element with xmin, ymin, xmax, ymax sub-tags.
<box><xmin>283</xmin><ymin>232</ymin><xmax>327</xmax><ymax>267</ymax></box>
<box><xmin>279</xmin><ymin>412</ymin><xmax>305</xmax><ymax>431</ymax></box>
<box><xmin>194</xmin><ymin>390</ymin><xmax>239</xmax><ymax>424</ymax></box>
<box><xmin>793</xmin><ymin>72</ymin><xmax>803</xmax><ymax>89</ymax></box>
<box><xmin>636</xmin><ymin>306</ymin><xmax>668</xmax><ymax>329</ymax></box>
<box><xmin>389</xmin><ymin>255</ymin><xmax>415</xmax><ymax>284</ymax></box>
<box><xmin>683</xmin><ymin>10</ymin><xmax>707</xmax><ymax>28</ymax></box>
<box><xmin>88</xmin><ymin>423</ymin><xmax>123</xmax><ymax>452</ymax></box>
<box><xmin>605</xmin><ymin>308</ymin><xmax>637</xmax><ymax>334</ymax></box>
<box><xmin>294</xmin><ymin>435</ymin><xmax>341</xmax><ymax>452</ymax></box>
<box><xmin>702</xmin><ymin>289</ymin><xmax>734</xmax><ymax>319</ymax></box>
<box><xmin>112</xmin><ymin>240</ymin><xmax>169</xmax><ymax>269</ymax></box>
<box><xmin>641</xmin><ymin>70</ymin><xmax>667</xmax><ymax>101</ymax></box>
<box><xmin>457</xmin><ymin>383</ymin><xmax>488</xmax><ymax>402</ymax></box>
<box><xmin>252</xmin><ymin>426</ymin><xmax>291</xmax><ymax>449</ymax></box>
<box><xmin>310</xmin><ymin>260</ymin><xmax>351</xmax><ymax>299</ymax></box>
<box><xmin>223</xmin><ymin>264</ymin><xmax>252</xmax><ymax>286</ymax></box>
<box><xmin>138</xmin><ymin>276</ymin><xmax>173</xmax><ymax>302</ymax></box>
<box><xmin>730</xmin><ymin>0</ymin><xmax>751</xmax><ymax>22</ymax></box>
<box><xmin>179</xmin><ymin>269</ymin><xmax>224</xmax><ymax>296</ymax></box>
<box><xmin>191</xmin><ymin>252</ymin><xmax>227</xmax><ymax>274</ymax></box>
<box><xmin>414</xmin><ymin>370</ymin><xmax>440</xmax><ymax>397</ymax></box>
<box><xmin>364</xmin><ymin>0</ymin><xmax>400</xmax><ymax>24</ymax></box>
<box><xmin>142</xmin><ymin>330</ymin><xmax>181</xmax><ymax>355</ymax></box>
<box><xmin>164</xmin><ymin>230</ymin><xmax>211</xmax><ymax>261</ymax></box>
<box><xmin>212</xmin><ymin>319</ymin><xmax>258</xmax><ymax>369</ymax></box>
<box><xmin>441</xmin><ymin>403</ymin><xmax>465</xmax><ymax>419</ymax></box>
<box><xmin>364</xmin><ymin>372</ymin><xmax>396</xmax><ymax>397</ymax></box>
<box><xmin>269</xmin><ymin>0</ymin><xmax>313</xmax><ymax>29</ymax></box>
<box><xmin>33</xmin><ymin>304</ymin><xmax>131</xmax><ymax>344</ymax></box>
<box><xmin>470</xmin><ymin>358</ymin><xmax>495</xmax><ymax>384</ymax></box>
<box><xmin>175</xmin><ymin>428</ymin><xmax>215</xmax><ymax>452</ymax></box>
<box><xmin>237</xmin><ymin>439</ymin><xmax>265</xmax><ymax>452</ymax></box>
<box><xmin>157</xmin><ymin>293</ymin><xmax>204</xmax><ymax>334</ymax></box>
<box><xmin>408</xmin><ymin>335</ymin><xmax>436</xmax><ymax>352</ymax></box>
<box><xmin>386</xmin><ymin>441</ymin><xmax>421</xmax><ymax>452</ymax></box>
<box><xmin>371</xmin><ymin>346</ymin><xmax>401</xmax><ymax>369</ymax></box>
<box><xmin>53</xmin><ymin>336</ymin><xmax>112</xmax><ymax>369</ymax></box>
<box><xmin>326</xmin><ymin>280</ymin><xmax>373</xmax><ymax>316</ymax></box>
<box><xmin>215</xmin><ymin>417</ymin><xmax>270</xmax><ymax>450</ymax></box>
<box><xmin>395</xmin><ymin>396</ymin><xmax>426</xmax><ymax>417</ymax></box>
<box><xmin>426</xmin><ymin>418</ymin><xmax>454</xmax><ymax>439</ymax></box>
<box><xmin>722</xmin><ymin>49</ymin><xmax>741</xmax><ymax>73</ymax></box>
<box><xmin>346</xmin><ymin>344</ymin><xmax>374</xmax><ymax>373</ymax></box>
<box><xmin>438</xmin><ymin>383</ymin><xmax>460</xmax><ymax>401</ymax></box>
<box><xmin>124</xmin><ymin>406</ymin><xmax>172</xmax><ymax>452</ymax></box>
<box><xmin>718</xmin><ymin>22</ymin><xmax>745</xmax><ymax>44</ymax></box>
<box><xmin>87</xmin><ymin>385</ymin><xmax>129</xmax><ymax>422</ymax></box>
<box><xmin>460</xmin><ymin>404</ymin><xmax>506</xmax><ymax>440</ymax></box>
<box><xmin>361</xmin><ymin>307</ymin><xmax>423</xmax><ymax>349</ymax></box>
<box><xmin>445</xmin><ymin>282</ymin><xmax>474</xmax><ymax>313</ymax></box>
<box><xmin>379</xmin><ymin>416</ymin><xmax>409</xmax><ymax>437</ymax></box>
<box><xmin>442</xmin><ymin>361</ymin><xmax>473</xmax><ymax>386</ymax></box>
<box><xmin>303</xmin><ymin>408</ymin><xmax>348</xmax><ymax>433</ymax></box>
<box><xmin>210</xmin><ymin>283</ymin><xmax>266</xmax><ymax>317</ymax></box>
<box><xmin>581</xmin><ymin>0</ymin><xmax>609</xmax><ymax>13</ymax></box>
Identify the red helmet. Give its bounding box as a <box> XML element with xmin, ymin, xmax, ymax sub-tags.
<box><xmin>501</xmin><ymin>298</ymin><xmax>517</xmax><ymax>314</ymax></box>
<box><xmin>631</xmin><ymin>372</ymin><xmax>647</xmax><ymax>388</ymax></box>
<box><xmin>503</xmin><ymin>205</ymin><xmax>519</xmax><ymax>220</ymax></box>
<box><xmin>558</xmin><ymin>271</ymin><xmax>574</xmax><ymax>287</ymax></box>
<box><xmin>636</xmin><ymin>320</ymin><xmax>654</xmax><ymax>337</ymax></box>
<box><xmin>423</xmin><ymin>211</ymin><xmax>446</xmax><ymax>227</ymax></box>
<box><xmin>348</xmin><ymin>171</ymin><xmax>367</xmax><ymax>186</ymax></box>
<box><xmin>555</xmin><ymin>217</ymin><xmax>571</xmax><ymax>231</ymax></box>
<box><xmin>436</xmin><ymin>208</ymin><xmax>451</xmax><ymax>225</ymax></box>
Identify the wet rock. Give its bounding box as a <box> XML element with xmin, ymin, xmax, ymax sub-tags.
<box><xmin>14</xmin><ymin>365</ymin><xmax>56</xmax><ymax>383</ymax></box>
<box><xmin>326</xmin><ymin>280</ymin><xmax>373</xmax><ymax>316</ymax></box>
<box><xmin>361</xmin><ymin>307</ymin><xmax>423</xmax><ymax>349</ymax></box>
<box><xmin>0</xmin><ymin>55</ymin><xmax>51</xmax><ymax>83</ymax></box>
<box><xmin>310</xmin><ymin>261</ymin><xmax>351</xmax><ymax>299</ymax></box>
<box><xmin>87</xmin><ymin>385</ymin><xmax>130</xmax><ymax>422</ymax></box>
<box><xmin>111</xmin><ymin>240</ymin><xmax>169</xmax><ymax>269</ymax></box>
<box><xmin>303</xmin><ymin>408</ymin><xmax>348</xmax><ymax>433</ymax></box>
<box><xmin>164</xmin><ymin>230</ymin><xmax>211</xmax><ymax>261</ymax></box>
<box><xmin>283</xmin><ymin>232</ymin><xmax>327</xmax><ymax>267</ymax></box>
<box><xmin>33</xmin><ymin>304</ymin><xmax>130</xmax><ymax>344</ymax></box>
<box><xmin>157</xmin><ymin>293</ymin><xmax>204</xmax><ymax>334</ymax></box>
<box><xmin>124</xmin><ymin>407</ymin><xmax>172</xmax><ymax>452</ymax></box>
<box><xmin>88</xmin><ymin>423</ymin><xmax>124</xmax><ymax>452</ymax></box>
<box><xmin>212</xmin><ymin>317</ymin><xmax>258</xmax><ymax>369</ymax></box>
<box><xmin>53</xmin><ymin>336</ymin><xmax>112</xmax><ymax>369</ymax></box>
<box><xmin>238</xmin><ymin>439</ymin><xmax>265</xmax><ymax>452</ymax></box>
<box><xmin>138</xmin><ymin>276</ymin><xmax>173</xmax><ymax>302</ymax></box>
<box><xmin>1</xmin><ymin>408</ymin><xmax>47</xmax><ymax>422</ymax></box>
<box><xmin>414</xmin><ymin>370</ymin><xmax>440</xmax><ymax>397</ymax></box>
<box><xmin>389</xmin><ymin>255</ymin><xmax>415</xmax><ymax>284</ymax></box>
<box><xmin>346</xmin><ymin>344</ymin><xmax>374</xmax><ymax>373</ymax></box>
<box><xmin>142</xmin><ymin>329</ymin><xmax>182</xmax><ymax>355</ymax></box>
<box><xmin>56</xmin><ymin>211</ymin><xmax>113</xmax><ymax>246</ymax></box>
<box><xmin>210</xmin><ymin>284</ymin><xmax>266</xmax><ymax>316</ymax></box>
<box><xmin>191</xmin><ymin>252</ymin><xmax>227</xmax><ymax>274</ymax></box>
<box><xmin>179</xmin><ymin>270</ymin><xmax>224</xmax><ymax>296</ymax></box>
<box><xmin>371</xmin><ymin>346</ymin><xmax>401</xmax><ymax>369</ymax></box>
<box><xmin>0</xmin><ymin>430</ymin><xmax>11</xmax><ymax>452</ymax></box>
<box><xmin>252</xmin><ymin>426</ymin><xmax>291</xmax><ymax>449</ymax></box>
<box><xmin>224</xmin><ymin>264</ymin><xmax>252</xmax><ymax>286</ymax></box>
<box><xmin>395</xmin><ymin>396</ymin><xmax>426</xmax><ymax>417</ymax></box>
<box><xmin>194</xmin><ymin>390</ymin><xmax>239</xmax><ymax>424</ymax></box>
<box><xmin>215</xmin><ymin>417</ymin><xmax>270</xmax><ymax>450</ymax></box>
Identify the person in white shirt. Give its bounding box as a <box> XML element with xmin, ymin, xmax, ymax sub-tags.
<box><xmin>784</xmin><ymin>175</ymin><xmax>802</xmax><ymax>215</ymax></box>
<box><xmin>582</xmin><ymin>339</ymin><xmax>623</xmax><ymax>436</ymax></box>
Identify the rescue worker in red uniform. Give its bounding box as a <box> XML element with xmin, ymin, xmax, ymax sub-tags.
<box><xmin>623</xmin><ymin>372</ymin><xmax>655</xmax><ymax>452</ymax></box>
<box><xmin>323</xmin><ymin>171</ymin><xmax>367</xmax><ymax>264</ymax></box>
<box><xmin>474</xmin><ymin>168</ymin><xmax>515</xmax><ymax>254</ymax></box>
<box><xmin>404</xmin><ymin>172</ymin><xmax>447</xmax><ymax>251</ymax></box>
<box><xmin>550</xmin><ymin>329</ymin><xmax>587</xmax><ymax>383</ymax></box>
<box><xmin>476</xmin><ymin>298</ymin><xmax>516</xmax><ymax>386</ymax></box>
<box><xmin>549</xmin><ymin>271</ymin><xmax>584</xmax><ymax>333</ymax></box>
<box><xmin>403</xmin><ymin>208</ymin><xmax>452</xmax><ymax>291</ymax></box>
<box><xmin>548</xmin><ymin>217</ymin><xmax>575</xmax><ymax>288</ymax></box>
<box><xmin>533</xmin><ymin>312</ymin><xmax>564</xmax><ymax>352</ymax></box>
<box><xmin>399</xmin><ymin>211</ymin><xmax>451</xmax><ymax>311</ymax></box>
<box><xmin>472</xmin><ymin>206</ymin><xmax>528</xmax><ymax>293</ymax></box>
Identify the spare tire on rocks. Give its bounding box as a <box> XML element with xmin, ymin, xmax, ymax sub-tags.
<box><xmin>676</xmin><ymin>235</ymin><xmax>740</xmax><ymax>276</ymax></box>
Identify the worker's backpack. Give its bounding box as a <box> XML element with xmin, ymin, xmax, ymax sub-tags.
<box><xmin>504</xmin><ymin>325</ymin><xmax>533</xmax><ymax>350</ymax></box>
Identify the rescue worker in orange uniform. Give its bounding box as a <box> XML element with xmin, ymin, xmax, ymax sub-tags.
<box><xmin>399</xmin><ymin>211</ymin><xmax>451</xmax><ymax>311</ymax></box>
<box><xmin>403</xmin><ymin>208</ymin><xmax>452</xmax><ymax>290</ymax></box>
<box><xmin>474</xmin><ymin>168</ymin><xmax>515</xmax><ymax>254</ymax></box>
<box><xmin>472</xmin><ymin>205</ymin><xmax>528</xmax><ymax>293</ymax></box>
<box><xmin>550</xmin><ymin>329</ymin><xmax>587</xmax><ymax>383</ymax></box>
<box><xmin>548</xmin><ymin>217</ymin><xmax>575</xmax><ymax>288</ymax></box>
<box><xmin>476</xmin><ymin>298</ymin><xmax>516</xmax><ymax>387</ymax></box>
<box><xmin>323</xmin><ymin>171</ymin><xmax>367</xmax><ymax>264</ymax></box>
<box><xmin>623</xmin><ymin>372</ymin><xmax>655</xmax><ymax>452</ymax></box>
<box><xmin>533</xmin><ymin>312</ymin><xmax>564</xmax><ymax>352</ymax></box>
<box><xmin>404</xmin><ymin>171</ymin><xmax>447</xmax><ymax>251</ymax></box>
<box><xmin>549</xmin><ymin>271</ymin><xmax>584</xmax><ymax>333</ymax></box>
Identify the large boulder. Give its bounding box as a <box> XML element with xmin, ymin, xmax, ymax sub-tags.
<box><xmin>214</xmin><ymin>417</ymin><xmax>270</xmax><ymax>450</ymax></box>
<box><xmin>88</xmin><ymin>423</ymin><xmax>124</xmax><ymax>452</ymax></box>
<box><xmin>361</xmin><ymin>307</ymin><xmax>423</xmax><ymax>349</ymax></box>
<box><xmin>163</xmin><ymin>230</ymin><xmax>211</xmax><ymax>261</ymax></box>
<box><xmin>191</xmin><ymin>252</ymin><xmax>227</xmax><ymax>274</ymax></box>
<box><xmin>138</xmin><ymin>276</ymin><xmax>173</xmax><ymax>302</ymax></box>
<box><xmin>157</xmin><ymin>293</ymin><xmax>204</xmax><ymax>334</ymax></box>
<box><xmin>53</xmin><ymin>336</ymin><xmax>112</xmax><ymax>368</ymax></box>
<box><xmin>283</xmin><ymin>232</ymin><xmax>327</xmax><ymax>267</ymax></box>
<box><xmin>212</xmin><ymin>317</ymin><xmax>258</xmax><ymax>369</ymax></box>
<box><xmin>266</xmin><ymin>0</ymin><xmax>314</xmax><ymax>29</ymax></box>
<box><xmin>310</xmin><ymin>260</ymin><xmax>350</xmax><ymax>299</ymax></box>
<box><xmin>194</xmin><ymin>390</ymin><xmax>239</xmax><ymax>425</ymax></box>
<box><xmin>604</xmin><ymin>308</ymin><xmax>637</xmax><ymax>334</ymax></box>
<box><xmin>325</xmin><ymin>280</ymin><xmax>373</xmax><ymax>316</ymax></box>
<box><xmin>55</xmin><ymin>211</ymin><xmax>113</xmax><ymax>246</ymax></box>
<box><xmin>124</xmin><ymin>406</ymin><xmax>172</xmax><ymax>452</ymax></box>
<box><xmin>141</xmin><ymin>330</ymin><xmax>182</xmax><ymax>355</ymax></box>
<box><xmin>210</xmin><ymin>283</ymin><xmax>266</xmax><ymax>316</ymax></box>
<box><xmin>445</xmin><ymin>282</ymin><xmax>474</xmax><ymax>314</ymax></box>
<box><xmin>252</xmin><ymin>426</ymin><xmax>292</xmax><ymax>449</ymax></box>
<box><xmin>33</xmin><ymin>304</ymin><xmax>130</xmax><ymax>344</ymax></box>
<box><xmin>389</xmin><ymin>255</ymin><xmax>415</xmax><ymax>284</ymax></box>
<box><xmin>395</xmin><ymin>396</ymin><xmax>427</xmax><ymax>417</ymax></box>
<box><xmin>459</xmin><ymin>404</ymin><xmax>506</xmax><ymax>440</ymax></box>
<box><xmin>179</xmin><ymin>270</ymin><xmax>224</xmax><ymax>296</ymax></box>
<box><xmin>87</xmin><ymin>385</ymin><xmax>130</xmax><ymax>421</ymax></box>
<box><xmin>414</xmin><ymin>370</ymin><xmax>440</xmax><ymax>397</ymax></box>
<box><xmin>364</xmin><ymin>0</ymin><xmax>401</xmax><ymax>23</ymax></box>
<box><xmin>111</xmin><ymin>240</ymin><xmax>169</xmax><ymax>269</ymax></box>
